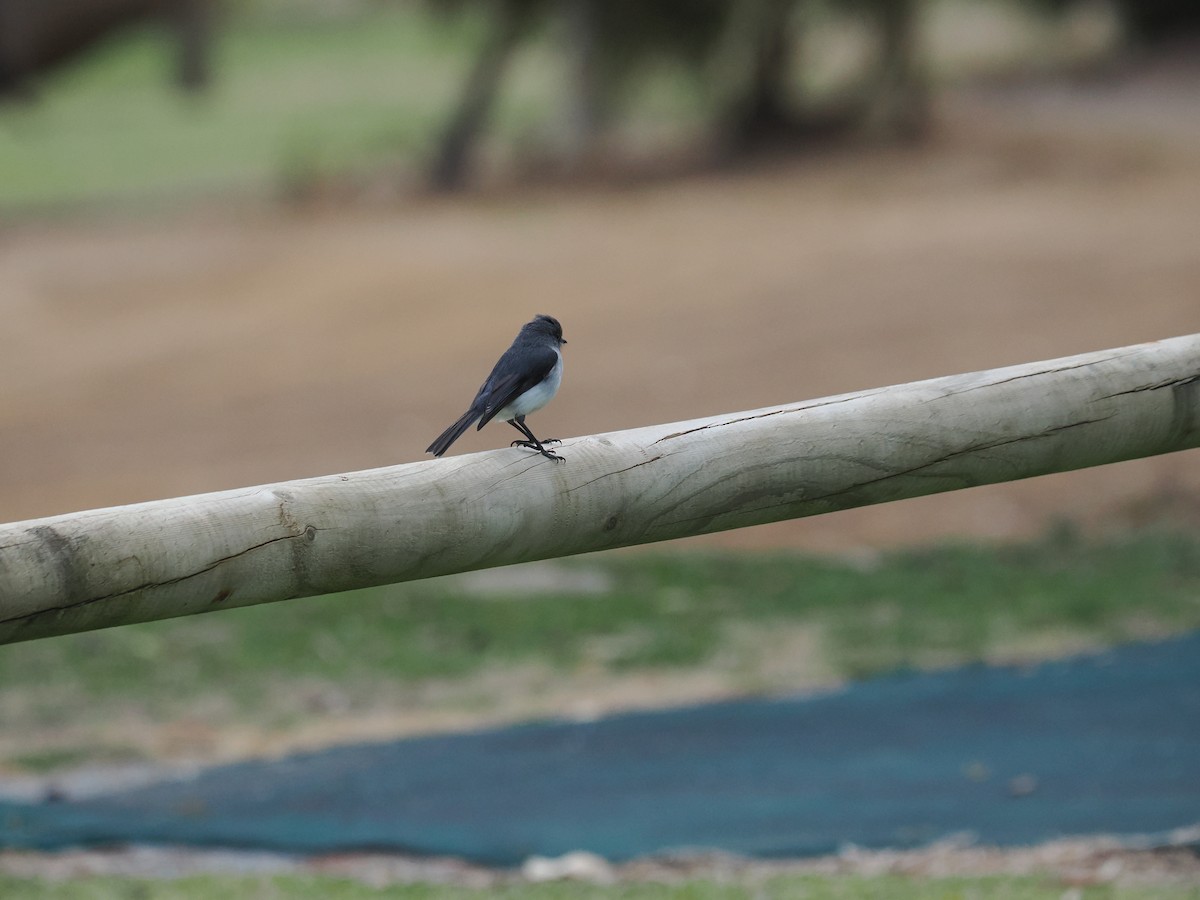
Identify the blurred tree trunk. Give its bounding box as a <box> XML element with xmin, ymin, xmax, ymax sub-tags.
<box><xmin>1118</xmin><ymin>0</ymin><xmax>1200</xmax><ymax>42</ymax></box>
<box><xmin>169</xmin><ymin>0</ymin><xmax>212</xmax><ymax>91</ymax></box>
<box><xmin>430</xmin><ymin>0</ymin><xmax>529</xmax><ymax>190</ymax></box>
<box><xmin>562</xmin><ymin>0</ymin><xmax>606</xmax><ymax>169</ymax></box>
<box><xmin>741</xmin><ymin>0</ymin><xmax>793</xmax><ymax>133</ymax></box>
<box><xmin>719</xmin><ymin>0</ymin><xmax>798</xmax><ymax>148</ymax></box>
<box><xmin>863</xmin><ymin>0</ymin><xmax>928</xmax><ymax>140</ymax></box>
<box><xmin>0</xmin><ymin>0</ymin><xmax>34</xmax><ymax>98</ymax></box>
<box><xmin>0</xmin><ymin>0</ymin><xmax>215</xmax><ymax>98</ymax></box>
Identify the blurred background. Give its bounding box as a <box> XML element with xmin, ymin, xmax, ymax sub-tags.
<box><xmin>1</xmin><ymin>0</ymin><xmax>1200</xmax><ymax>887</ymax></box>
<box><xmin>0</xmin><ymin>0</ymin><xmax>1198</xmax><ymax>545</ymax></box>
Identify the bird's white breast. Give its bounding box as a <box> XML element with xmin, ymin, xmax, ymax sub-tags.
<box><xmin>498</xmin><ymin>351</ymin><xmax>562</xmax><ymax>420</ymax></box>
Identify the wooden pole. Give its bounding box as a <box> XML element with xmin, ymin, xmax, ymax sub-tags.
<box><xmin>2</xmin><ymin>335</ymin><xmax>1198</xmax><ymax>644</ymax></box>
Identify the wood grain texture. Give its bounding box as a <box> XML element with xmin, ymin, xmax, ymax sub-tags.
<box><xmin>2</xmin><ymin>334</ymin><xmax>1198</xmax><ymax>644</ymax></box>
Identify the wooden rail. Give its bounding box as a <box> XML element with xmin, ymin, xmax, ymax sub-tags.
<box><xmin>2</xmin><ymin>334</ymin><xmax>1198</xmax><ymax>644</ymax></box>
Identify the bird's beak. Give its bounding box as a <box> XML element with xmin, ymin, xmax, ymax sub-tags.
<box><xmin>562</xmin><ymin>338</ymin><xmax>568</xmax><ymax>345</ymax></box>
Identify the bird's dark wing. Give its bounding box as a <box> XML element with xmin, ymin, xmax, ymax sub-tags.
<box><xmin>475</xmin><ymin>344</ymin><xmax>559</xmax><ymax>429</ymax></box>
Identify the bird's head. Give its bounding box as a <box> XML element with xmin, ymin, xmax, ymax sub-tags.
<box><xmin>528</xmin><ymin>314</ymin><xmax>567</xmax><ymax>346</ymax></box>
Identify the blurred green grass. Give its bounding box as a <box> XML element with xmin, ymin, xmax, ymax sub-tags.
<box><xmin>0</xmin><ymin>6</ymin><xmax>564</xmax><ymax>214</ymax></box>
<box><xmin>3</xmin><ymin>526</ymin><xmax>1199</xmax><ymax>751</ymax></box>
<box><xmin>0</xmin><ymin>871</ymin><xmax>1197</xmax><ymax>899</ymax></box>
<box><xmin>0</xmin><ymin>3</ymin><xmax>712</xmax><ymax>214</ymax></box>
<box><xmin>0</xmin><ymin>1</ymin><xmax>1108</xmax><ymax>215</ymax></box>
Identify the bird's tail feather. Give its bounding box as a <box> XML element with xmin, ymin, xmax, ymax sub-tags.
<box><xmin>426</xmin><ymin>409</ymin><xmax>480</xmax><ymax>457</ymax></box>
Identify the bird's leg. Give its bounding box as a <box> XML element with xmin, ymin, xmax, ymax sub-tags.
<box><xmin>508</xmin><ymin>417</ymin><xmax>564</xmax><ymax>461</ymax></box>
<box><xmin>509</xmin><ymin>417</ymin><xmax>560</xmax><ymax>446</ymax></box>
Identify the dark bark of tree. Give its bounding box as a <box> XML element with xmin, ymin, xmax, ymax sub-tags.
<box><xmin>563</xmin><ymin>0</ymin><xmax>605</xmax><ymax>169</ymax></box>
<box><xmin>720</xmin><ymin>0</ymin><xmax>796</xmax><ymax>147</ymax></box>
<box><xmin>0</xmin><ymin>0</ymin><xmax>213</xmax><ymax>98</ymax></box>
<box><xmin>865</xmin><ymin>0</ymin><xmax>928</xmax><ymax>140</ymax></box>
<box><xmin>1119</xmin><ymin>0</ymin><xmax>1200</xmax><ymax>42</ymax></box>
<box><xmin>429</xmin><ymin>0</ymin><xmax>529</xmax><ymax>191</ymax></box>
<box><xmin>169</xmin><ymin>0</ymin><xmax>211</xmax><ymax>91</ymax></box>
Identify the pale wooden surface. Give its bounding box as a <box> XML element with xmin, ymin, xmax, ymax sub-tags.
<box><xmin>1</xmin><ymin>334</ymin><xmax>1197</xmax><ymax>644</ymax></box>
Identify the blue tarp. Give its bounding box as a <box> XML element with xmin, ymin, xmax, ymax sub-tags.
<box><xmin>3</xmin><ymin>633</ymin><xmax>1199</xmax><ymax>865</ymax></box>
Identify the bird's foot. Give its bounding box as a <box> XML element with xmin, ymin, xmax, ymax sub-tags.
<box><xmin>511</xmin><ymin>440</ymin><xmax>565</xmax><ymax>462</ymax></box>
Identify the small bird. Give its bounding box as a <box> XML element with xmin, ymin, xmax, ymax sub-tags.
<box><xmin>426</xmin><ymin>314</ymin><xmax>567</xmax><ymax>461</ymax></box>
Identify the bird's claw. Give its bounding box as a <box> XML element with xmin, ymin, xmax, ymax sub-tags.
<box><xmin>511</xmin><ymin>440</ymin><xmax>565</xmax><ymax>462</ymax></box>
